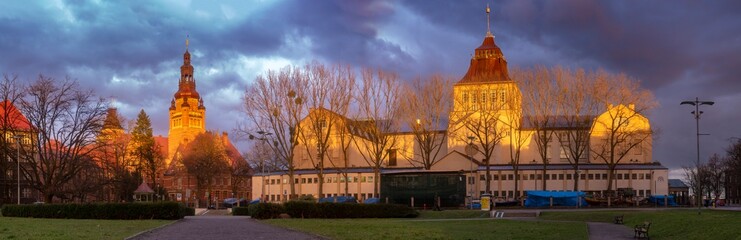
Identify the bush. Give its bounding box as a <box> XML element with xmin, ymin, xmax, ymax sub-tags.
<box><xmin>0</xmin><ymin>202</ymin><xmax>191</xmax><ymax>220</ymax></box>
<box><xmin>248</xmin><ymin>203</ymin><xmax>285</xmax><ymax>219</ymax></box>
<box><xmin>232</xmin><ymin>206</ymin><xmax>250</xmax><ymax>216</ymax></box>
<box><xmin>284</xmin><ymin>201</ymin><xmax>418</xmax><ymax>219</ymax></box>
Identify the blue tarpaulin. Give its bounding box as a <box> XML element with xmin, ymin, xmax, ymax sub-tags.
<box><xmin>648</xmin><ymin>195</ymin><xmax>677</xmax><ymax>206</ymax></box>
<box><xmin>364</xmin><ymin>198</ymin><xmax>380</xmax><ymax>204</ymax></box>
<box><xmin>524</xmin><ymin>191</ymin><xmax>588</xmax><ymax>207</ymax></box>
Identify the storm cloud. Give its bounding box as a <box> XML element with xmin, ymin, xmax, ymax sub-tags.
<box><xmin>1</xmin><ymin>0</ymin><xmax>740</xmax><ymax>176</ymax></box>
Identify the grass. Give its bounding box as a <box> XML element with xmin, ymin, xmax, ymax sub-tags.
<box><xmin>266</xmin><ymin>210</ymin><xmax>587</xmax><ymax>240</ymax></box>
<box><xmin>539</xmin><ymin>209</ymin><xmax>741</xmax><ymax>240</ymax></box>
<box><xmin>415</xmin><ymin>209</ymin><xmax>491</xmax><ymax>219</ymax></box>
<box><xmin>0</xmin><ymin>217</ymin><xmax>173</xmax><ymax>240</ymax></box>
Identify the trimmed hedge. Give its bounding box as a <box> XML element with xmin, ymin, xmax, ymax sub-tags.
<box><xmin>284</xmin><ymin>201</ymin><xmax>418</xmax><ymax>218</ymax></box>
<box><xmin>0</xmin><ymin>202</ymin><xmax>193</xmax><ymax>220</ymax></box>
<box><xmin>232</xmin><ymin>206</ymin><xmax>250</xmax><ymax>216</ymax></box>
<box><xmin>248</xmin><ymin>203</ymin><xmax>285</xmax><ymax>219</ymax></box>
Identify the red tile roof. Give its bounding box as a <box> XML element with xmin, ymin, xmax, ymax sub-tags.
<box><xmin>0</xmin><ymin>100</ymin><xmax>33</xmax><ymax>131</ymax></box>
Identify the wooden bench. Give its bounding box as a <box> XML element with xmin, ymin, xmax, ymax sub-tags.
<box><xmin>613</xmin><ymin>215</ymin><xmax>624</xmax><ymax>224</ymax></box>
<box><xmin>634</xmin><ymin>221</ymin><xmax>651</xmax><ymax>239</ymax></box>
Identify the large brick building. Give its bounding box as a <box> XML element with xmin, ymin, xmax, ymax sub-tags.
<box><xmin>252</xmin><ymin>9</ymin><xmax>668</xmax><ymax>205</ymax></box>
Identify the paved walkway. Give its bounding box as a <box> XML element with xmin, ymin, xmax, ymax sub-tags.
<box><xmin>586</xmin><ymin>222</ymin><xmax>634</xmax><ymax>240</ymax></box>
<box><xmin>128</xmin><ymin>211</ymin><xmax>324</xmax><ymax>240</ymax></box>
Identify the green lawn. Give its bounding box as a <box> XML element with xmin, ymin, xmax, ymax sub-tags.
<box><xmin>0</xmin><ymin>217</ymin><xmax>173</xmax><ymax>240</ymax></box>
<box><xmin>267</xmin><ymin>211</ymin><xmax>587</xmax><ymax>240</ymax></box>
<box><xmin>539</xmin><ymin>209</ymin><xmax>741</xmax><ymax>240</ymax></box>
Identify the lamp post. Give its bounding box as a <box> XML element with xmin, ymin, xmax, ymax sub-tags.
<box><xmin>13</xmin><ymin>135</ymin><xmax>22</xmax><ymax>205</ymax></box>
<box><xmin>680</xmin><ymin>97</ymin><xmax>714</xmax><ymax>214</ymax></box>
<box><xmin>465</xmin><ymin>136</ymin><xmax>476</xmax><ymax>209</ymax></box>
<box><xmin>250</xmin><ymin>131</ymin><xmax>272</xmax><ymax>203</ymax></box>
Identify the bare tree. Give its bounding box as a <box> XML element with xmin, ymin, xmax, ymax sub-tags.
<box><xmin>94</xmin><ymin>109</ymin><xmax>140</xmax><ymax>202</ymax></box>
<box><xmin>502</xmin><ymin>83</ymin><xmax>530</xmax><ymax>198</ymax></box>
<box><xmin>298</xmin><ymin>63</ymin><xmax>355</xmax><ymax>198</ymax></box>
<box><xmin>516</xmin><ymin>66</ymin><xmax>558</xmax><ymax>190</ymax></box>
<box><xmin>449</xmin><ymin>76</ymin><xmax>508</xmax><ymax>194</ymax></box>
<box><xmin>400</xmin><ymin>74</ymin><xmax>453</xmax><ymax>170</ymax></box>
<box><xmin>241</xmin><ymin>66</ymin><xmax>308</xmax><ymax>200</ymax></box>
<box><xmin>590</xmin><ymin>70</ymin><xmax>657</xmax><ymax>192</ymax></box>
<box><xmin>0</xmin><ymin>74</ymin><xmax>25</xmax><ymax>203</ymax></box>
<box><xmin>226</xmin><ymin>144</ymin><xmax>250</xmax><ymax>199</ymax></box>
<box><xmin>552</xmin><ymin>67</ymin><xmax>602</xmax><ymax>192</ymax></box>
<box><xmin>684</xmin><ymin>164</ymin><xmax>710</xmax><ymax>207</ymax></box>
<box><xmin>725</xmin><ymin>139</ymin><xmax>741</xmax><ymax>204</ymax></box>
<box><xmin>705</xmin><ymin>154</ymin><xmax>726</xmax><ymax>206</ymax></box>
<box><xmin>351</xmin><ymin>68</ymin><xmax>402</xmax><ymax>197</ymax></box>
<box><xmin>181</xmin><ymin>132</ymin><xmax>230</xmax><ymax>207</ymax></box>
<box><xmin>19</xmin><ymin>75</ymin><xmax>108</xmax><ymax>202</ymax></box>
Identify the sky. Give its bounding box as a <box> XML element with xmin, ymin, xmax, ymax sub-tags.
<box><xmin>1</xmin><ymin>0</ymin><xmax>740</xmax><ymax>178</ymax></box>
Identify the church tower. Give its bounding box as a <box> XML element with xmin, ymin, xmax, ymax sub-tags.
<box><xmin>168</xmin><ymin>37</ymin><xmax>206</xmax><ymax>165</ymax></box>
<box><xmin>448</xmin><ymin>5</ymin><xmax>522</xmax><ymax>157</ymax></box>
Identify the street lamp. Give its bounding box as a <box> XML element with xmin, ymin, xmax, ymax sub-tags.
<box><xmin>680</xmin><ymin>97</ymin><xmax>714</xmax><ymax>214</ymax></box>
<box><xmin>249</xmin><ymin>131</ymin><xmax>272</xmax><ymax>203</ymax></box>
<box><xmin>12</xmin><ymin>135</ymin><xmax>22</xmax><ymax>205</ymax></box>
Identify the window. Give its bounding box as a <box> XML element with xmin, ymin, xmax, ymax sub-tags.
<box><xmin>492</xmin><ymin>174</ymin><xmax>499</xmax><ymax>180</ymax></box>
<box><xmin>302</xmin><ymin>178</ymin><xmax>307</xmax><ymax>183</ymax></box>
<box><xmin>595</xmin><ymin>174</ymin><xmax>601</xmax><ymax>180</ymax></box>
<box><xmin>314</xmin><ymin>177</ymin><xmax>318</xmax><ymax>183</ymax></box>
<box><xmin>462</xmin><ymin>92</ymin><xmax>469</xmax><ymax>103</ymax></box>
<box><xmin>490</xmin><ymin>92</ymin><xmax>497</xmax><ymax>104</ymax></box>
<box><xmin>387</xmin><ymin>149</ymin><xmax>397</xmax><ymax>166</ymax></box>
<box><xmin>580</xmin><ymin>174</ymin><xmax>586</xmax><ymax>180</ymax></box>
<box><xmin>602</xmin><ymin>174</ymin><xmax>608</xmax><ymax>179</ymax></box>
<box><xmin>500</xmin><ymin>90</ymin><xmax>506</xmax><ymax>103</ymax></box>
<box><xmin>617</xmin><ymin>174</ymin><xmax>623</xmax><ymax>180</ymax></box>
<box><xmin>508</xmin><ymin>174</ymin><xmax>514</xmax><ymax>180</ymax></box>
<box><xmin>632</xmin><ymin>174</ymin><xmax>637</xmax><ymax>180</ymax></box>
<box><xmin>368</xmin><ymin>176</ymin><xmax>374</xmax><ymax>182</ymax></box>
<box><xmin>559</xmin><ymin>174</ymin><xmax>564</xmax><ymax>180</ymax></box>
<box><xmin>318</xmin><ymin>119</ymin><xmax>327</xmax><ymax>129</ymax></box>
<box><xmin>588</xmin><ymin>174</ymin><xmax>594</xmax><ymax>180</ymax></box>
<box><xmin>566</xmin><ymin>174</ymin><xmax>572</xmax><ymax>180</ymax></box>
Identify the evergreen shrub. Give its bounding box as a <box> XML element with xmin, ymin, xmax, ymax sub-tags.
<box><xmin>232</xmin><ymin>206</ymin><xmax>250</xmax><ymax>216</ymax></box>
<box><xmin>0</xmin><ymin>202</ymin><xmax>192</xmax><ymax>220</ymax></box>
<box><xmin>247</xmin><ymin>203</ymin><xmax>285</xmax><ymax>219</ymax></box>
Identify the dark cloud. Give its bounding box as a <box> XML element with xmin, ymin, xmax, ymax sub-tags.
<box><xmin>1</xmin><ymin>0</ymin><xmax>740</xmax><ymax>171</ymax></box>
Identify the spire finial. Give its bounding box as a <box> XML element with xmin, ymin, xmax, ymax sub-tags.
<box><xmin>486</xmin><ymin>4</ymin><xmax>493</xmax><ymax>37</ymax></box>
<box><xmin>186</xmin><ymin>34</ymin><xmax>189</xmax><ymax>51</ymax></box>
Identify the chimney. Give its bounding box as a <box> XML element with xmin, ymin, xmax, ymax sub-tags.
<box><xmin>222</xmin><ymin>131</ymin><xmax>229</xmax><ymax>145</ymax></box>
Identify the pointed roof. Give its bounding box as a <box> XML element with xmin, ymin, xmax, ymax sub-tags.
<box><xmin>457</xmin><ymin>7</ymin><xmax>510</xmax><ymax>84</ymax></box>
<box><xmin>0</xmin><ymin>100</ymin><xmax>33</xmax><ymax>131</ymax></box>
<box><xmin>103</xmin><ymin>108</ymin><xmax>123</xmax><ymax>130</ymax></box>
<box><xmin>174</xmin><ymin>37</ymin><xmax>201</xmax><ymax>100</ymax></box>
<box><xmin>134</xmin><ymin>181</ymin><xmax>155</xmax><ymax>194</ymax></box>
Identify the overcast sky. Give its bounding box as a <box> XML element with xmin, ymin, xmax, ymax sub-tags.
<box><xmin>1</xmin><ymin>0</ymin><xmax>740</xmax><ymax>177</ymax></box>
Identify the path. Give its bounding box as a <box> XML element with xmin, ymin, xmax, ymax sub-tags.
<box><xmin>128</xmin><ymin>210</ymin><xmax>325</xmax><ymax>240</ymax></box>
<box><xmin>586</xmin><ymin>222</ymin><xmax>634</xmax><ymax>240</ymax></box>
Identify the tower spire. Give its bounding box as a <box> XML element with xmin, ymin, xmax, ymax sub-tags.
<box><xmin>486</xmin><ymin>4</ymin><xmax>493</xmax><ymax>37</ymax></box>
<box><xmin>186</xmin><ymin>34</ymin><xmax>189</xmax><ymax>51</ymax></box>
